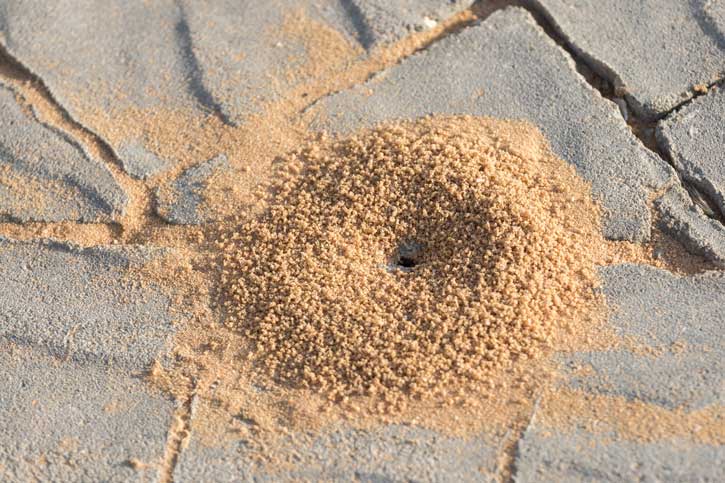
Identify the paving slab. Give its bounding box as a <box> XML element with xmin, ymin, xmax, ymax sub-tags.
<box><xmin>658</xmin><ymin>87</ymin><xmax>725</xmax><ymax>217</ymax></box>
<box><xmin>0</xmin><ymin>0</ymin><xmax>473</xmax><ymax>169</ymax></box>
<box><xmin>656</xmin><ymin>86</ymin><xmax>725</xmax><ymax>259</ymax></box>
<box><xmin>172</xmin><ymin>0</ymin><xmax>474</xmax><ymax>125</ymax></box>
<box><xmin>321</xmin><ymin>0</ymin><xmax>475</xmax><ymax>50</ymax></box>
<box><xmin>307</xmin><ymin>7</ymin><xmax>675</xmax><ymax>242</ymax></box>
<box><xmin>0</xmin><ymin>341</ymin><xmax>173</xmax><ymax>483</ymax></box>
<box><xmin>0</xmin><ymin>0</ymin><xmax>204</xmax><ymax>179</ymax></box>
<box><xmin>656</xmin><ymin>186</ymin><xmax>725</xmax><ymax>265</ymax></box>
<box><xmin>514</xmin><ymin>425</ymin><xmax>725</xmax><ymax>482</ymax></box>
<box><xmin>175</xmin><ymin>422</ymin><xmax>500</xmax><ymax>482</ymax></box>
<box><xmin>0</xmin><ymin>237</ymin><xmax>176</xmax><ymax>370</ymax></box>
<box><xmin>557</xmin><ymin>264</ymin><xmax>725</xmax><ymax>410</ymax></box>
<box><xmin>530</xmin><ymin>0</ymin><xmax>725</xmax><ymax>119</ymax></box>
<box><xmin>0</xmin><ymin>82</ymin><xmax>127</xmax><ymax>222</ymax></box>
<box><xmin>155</xmin><ymin>154</ymin><xmax>231</xmax><ymax>225</ymax></box>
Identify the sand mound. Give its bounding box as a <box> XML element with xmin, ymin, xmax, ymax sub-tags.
<box><xmin>218</xmin><ymin>116</ymin><xmax>603</xmax><ymax>402</ymax></box>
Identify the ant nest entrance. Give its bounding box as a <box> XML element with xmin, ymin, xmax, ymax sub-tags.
<box><xmin>218</xmin><ymin>115</ymin><xmax>604</xmax><ymax>406</ymax></box>
<box><xmin>389</xmin><ymin>240</ymin><xmax>423</xmax><ymax>271</ymax></box>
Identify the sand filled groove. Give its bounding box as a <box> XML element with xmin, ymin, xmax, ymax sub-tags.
<box><xmin>217</xmin><ymin>115</ymin><xmax>608</xmax><ymax>405</ymax></box>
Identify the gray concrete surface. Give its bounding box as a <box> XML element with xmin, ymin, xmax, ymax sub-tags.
<box><xmin>175</xmin><ymin>423</ymin><xmax>500</xmax><ymax>482</ymax></box>
<box><xmin>556</xmin><ymin>264</ymin><xmax>724</xmax><ymax>410</ymax></box>
<box><xmin>155</xmin><ymin>154</ymin><xmax>231</xmax><ymax>225</ymax></box>
<box><xmin>0</xmin><ymin>0</ymin><xmax>472</xmax><ymax>167</ymax></box>
<box><xmin>658</xmin><ymin>87</ymin><xmax>725</xmax><ymax>218</ymax></box>
<box><xmin>171</xmin><ymin>0</ymin><xmax>474</xmax><ymax>125</ymax></box>
<box><xmin>515</xmin><ymin>426</ymin><xmax>725</xmax><ymax>482</ymax></box>
<box><xmin>656</xmin><ymin>186</ymin><xmax>725</xmax><ymax>265</ymax></box>
<box><xmin>0</xmin><ymin>82</ymin><xmax>127</xmax><ymax>222</ymax></box>
<box><xmin>0</xmin><ymin>341</ymin><xmax>173</xmax><ymax>483</ymax></box>
<box><xmin>0</xmin><ymin>237</ymin><xmax>176</xmax><ymax>370</ymax></box>
<box><xmin>308</xmin><ymin>7</ymin><xmax>675</xmax><ymax>242</ymax></box>
<box><xmin>0</xmin><ymin>1</ymin><xmax>723</xmax><ymax>481</ymax></box>
<box><xmin>530</xmin><ymin>0</ymin><xmax>725</xmax><ymax>119</ymax></box>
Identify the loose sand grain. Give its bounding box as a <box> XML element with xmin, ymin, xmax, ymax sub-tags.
<box><xmin>218</xmin><ymin>116</ymin><xmax>608</xmax><ymax>404</ymax></box>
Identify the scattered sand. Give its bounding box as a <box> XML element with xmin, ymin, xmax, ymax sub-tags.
<box><xmin>0</xmin><ymin>3</ymin><xmax>720</xmax><ymax>476</ymax></box>
<box><xmin>218</xmin><ymin>116</ymin><xmax>607</xmax><ymax>404</ymax></box>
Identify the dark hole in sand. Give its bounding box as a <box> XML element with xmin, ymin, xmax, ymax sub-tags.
<box><xmin>393</xmin><ymin>240</ymin><xmax>423</xmax><ymax>270</ymax></box>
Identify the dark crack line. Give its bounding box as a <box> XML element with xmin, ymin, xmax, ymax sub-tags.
<box><xmin>518</xmin><ymin>0</ymin><xmax>725</xmax><ymax>230</ymax></box>
<box><xmin>0</xmin><ymin>42</ymin><xmax>130</xmax><ymax>182</ymax></box>
<box><xmin>174</xmin><ymin>1</ymin><xmax>234</xmax><ymax>126</ymax></box>
<box><xmin>338</xmin><ymin>0</ymin><xmax>377</xmax><ymax>51</ymax></box>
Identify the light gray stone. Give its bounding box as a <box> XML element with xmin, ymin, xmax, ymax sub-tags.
<box><xmin>514</xmin><ymin>426</ymin><xmax>725</xmax><ymax>483</ymax></box>
<box><xmin>599</xmin><ymin>264</ymin><xmax>724</xmax><ymax>346</ymax></box>
<box><xmin>530</xmin><ymin>0</ymin><xmax>725</xmax><ymax>119</ymax></box>
<box><xmin>155</xmin><ymin>154</ymin><xmax>231</xmax><ymax>225</ymax></box>
<box><xmin>655</xmin><ymin>186</ymin><xmax>725</xmax><ymax>265</ymax></box>
<box><xmin>657</xmin><ymin>86</ymin><xmax>725</xmax><ymax>219</ymax></box>
<box><xmin>178</xmin><ymin>0</ymin><xmax>474</xmax><ymax>125</ymax></box>
<box><xmin>0</xmin><ymin>82</ymin><xmax>127</xmax><ymax>222</ymax></box>
<box><xmin>0</xmin><ymin>0</ymin><xmax>473</xmax><ymax>163</ymax></box>
<box><xmin>307</xmin><ymin>7</ymin><xmax>675</xmax><ymax>242</ymax></box>
<box><xmin>0</xmin><ymin>237</ymin><xmax>176</xmax><ymax>370</ymax></box>
<box><xmin>0</xmin><ymin>0</ymin><xmax>210</xmax><ymax>178</ymax></box>
<box><xmin>0</xmin><ymin>342</ymin><xmax>173</xmax><ymax>483</ymax></box>
<box><xmin>116</xmin><ymin>139</ymin><xmax>173</xmax><ymax>180</ymax></box>
<box><xmin>323</xmin><ymin>0</ymin><xmax>475</xmax><ymax>50</ymax></box>
<box><xmin>562</xmin><ymin>350</ymin><xmax>723</xmax><ymax>411</ymax></box>
<box><xmin>175</xmin><ymin>423</ymin><xmax>500</xmax><ymax>482</ymax></box>
<box><xmin>557</xmin><ymin>264</ymin><xmax>725</xmax><ymax>410</ymax></box>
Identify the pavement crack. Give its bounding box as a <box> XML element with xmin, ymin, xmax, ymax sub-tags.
<box><xmin>0</xmin><ymin>43</ymin><xmax>121</xmax><ymax>170</ymax></box>
<box><xmin>496</xmin><ymin>397</ymin><xmax>540</xmax><ymax>483</ymax></box>
<box><xmin>159</xmin><ymin>383</ymin><xmax>196</xmax><ymax>483</ymax></box>
<box><xmin>338</xmin><ymin>0</ymin><xmax>377</xmax><ymax>50</ymax></box>
<box><xmin>174</xmin><ymin>1</ymin><xmax>233</xmax><ymax>126</ymax></box>
<box><xmin>519</xmin><ymin>1</ymin><xmax>725</xmax><ymax>232</ymax></box>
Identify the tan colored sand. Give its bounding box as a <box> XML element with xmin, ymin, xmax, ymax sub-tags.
<box><xmin>217</xmin><ymin>116</ymin><xmax>607</xmax><ymax>404</ymax></box>
<box><xmin>0</xmin><ymin>4</ymin><xmax>719</xmax><ymax>475</ymax></box>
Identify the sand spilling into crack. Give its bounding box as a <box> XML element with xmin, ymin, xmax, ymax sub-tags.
<box><xmin>218</xmin><ymin>116</ymin><xmax>606</xmax><ymax>402</ymax></box>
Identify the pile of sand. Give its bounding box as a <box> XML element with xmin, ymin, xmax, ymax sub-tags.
<box><xmin>217</xmin><ymin>116</ymin><xmax>604</xmax><ymax>402</ymax></box>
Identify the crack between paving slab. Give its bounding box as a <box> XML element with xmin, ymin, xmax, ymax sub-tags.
<box><xmin>174</xmin><ymin>1</ymin><xmax>234</xmax><ymax>126</ymax></box>
<box><xmin>496</xmin><ymin>397</ymin><xmax>540</xmax><ymax>483</ymax></box>
<box><xmin>159</xmin><ymin>384</ymin><xmax>196</xmax><ymax>483</ymax></box>
<box><xmin>0</xmin><ymin>43</ymin><xmax>169</xmax><ymax>243</ymax></box>
<box><xmin>300</xmin><ymin>0</ymin><xmax>517</xmax><ymax>116</ymax></box>
<box><xmin>518</xmin><ymin>1</ymin><xmax>725</xmax><ymax>231</ymax></box>
<box><xmin>338</xmin><ymin>0</ymin><xmax>377</xmax><ymax>51</ymax></box>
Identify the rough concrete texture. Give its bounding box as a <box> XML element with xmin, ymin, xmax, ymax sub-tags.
<box><xmin>308</xmin><ymin>7</ymin><xmax>675</xmax><ymax>242</ymax></box>
<box><xmin>321</xmin><ymin>0</ymin><xmax>475</xmax><ymax>49</ymax></box>
<box><xmin>558</xmin><ymin>264</ymin><xmax>725</xmax><ymax>410</ymax></box>
<box><xmin>0</xmin><ymin>341</ymin><xmax>173</xmax><ymax>483</ymax></box>
<box><xmin>657</xmin><ymin>86</ymin><xmax>725</xmax><ymax>218</ymax></box>
<box><xmin>0</xmin><ymin>0</ymin><xmax>206</xmax><ymax>178</ymax></box>
<box><xmin>0</xmin><ymin>0</ymin><xmax>472</xmax><ymax>163</ymax></box>
<box><xmin>0</xmin><ymin>82</ymin><xmax>126</xmax><ymax>222</ymax></box>
<box><xmin>530</xmin><ymin>0</ymin><xmax>725</xmax><ymax>119</ymax></box>
<box><xmin>656</xmin><ymin>186</ymin><xmax>725</xmax><ymax>265</ymax></box>
<box><xmin>155</xmin><ymin>154</ymin><xmax>231</xmax><ymax>225</ymax></box>
<box><xmin>174</xmin><ymin>0</ymin><xmax>474</xmax><ymax>125</ymax></box>
<box><xmin>0</xmin><ymin>237</ymin><xmax>176</xmax><ymax>370</ymax></box>
<box><xmin>116</xmin><ymin>139</ymin><xmax>173</xmax><ymax>180</ymax></box>
<box><xmin>515</xmin><ymin>426</ymin><xmax>725</xmax><ymax>482</ymax></box>
<box><xmin>175</xmin><ymin>423</ymin><xmax>500</xmax><ymax>482</ymax></box>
